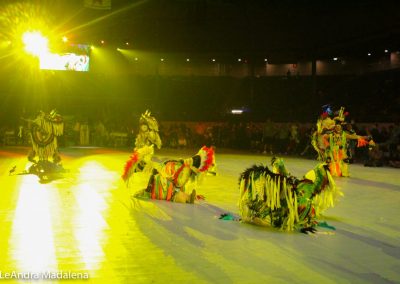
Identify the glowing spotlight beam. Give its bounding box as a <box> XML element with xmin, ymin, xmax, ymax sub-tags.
<box><xmin>22</xmin><ymin>31</ymin><xmax>48</xmax><ymax>56</ymax></box>
<box><xmin>65</xmin><ymin>0</ymin><xmax>148</xmax><ymax>34</ymax></box>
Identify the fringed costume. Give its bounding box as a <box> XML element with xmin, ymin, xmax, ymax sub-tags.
<box><xmin>27</xmin><ymin>110</ymin><xmax>64</xmax><ymax>163</ymax></box>
<box><xmin>24</xmin><ymin>110</ymin><xmax>65</xmax><ymax>182</ymax></box>
<box><xmin>134</xmin><ymin>146</ymin><xmax>216</xmax><ymax>204</ymax></box>
<box><xmin>238</xmin><ymin>157</ymin><xmax>341</xmax><ymax>232</ymax></box>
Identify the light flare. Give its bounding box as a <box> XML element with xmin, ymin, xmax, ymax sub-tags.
<box><xmin>11</xmin><ymin>176</ymin><xmax>58</xmax><ymax>273</ymax></box>
<box><xmin>22</xmin><ymin>31</ymin><xmax>49</xmax><ymax>56</ymax></box>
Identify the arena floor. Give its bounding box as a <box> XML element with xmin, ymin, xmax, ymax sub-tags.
<box><xmin>0</xmin><ymin>146</ymin><xmax>399</xmax><ymax>283</ymax></box>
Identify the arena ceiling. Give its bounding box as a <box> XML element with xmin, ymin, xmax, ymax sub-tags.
<box><xmin>2</xmin><ymin>0</ymin><xmax>400</xmax><ymax>62</ymax></box>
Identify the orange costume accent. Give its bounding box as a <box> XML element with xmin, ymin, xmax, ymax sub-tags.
<box><xmin>137</xmin><ymin>146</ymin><xmax>216</xmax><ymax>203</ymax></box>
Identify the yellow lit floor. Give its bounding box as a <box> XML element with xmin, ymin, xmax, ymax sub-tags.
<box><xmin>0</xmin><ymin>146</ymin><xmax>399</xmax><ymax>283</ymax></box>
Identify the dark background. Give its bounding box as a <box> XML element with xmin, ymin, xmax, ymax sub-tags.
<box><xmin>0</xmin><ymin>0</ymin><xmax>399</xmax><ymax>124</ymax></box>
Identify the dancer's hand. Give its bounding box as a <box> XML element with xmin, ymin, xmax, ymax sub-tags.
<box><xmin>196</xmin><ymin>195</ymin><xmax>205</xmax><ymax>201</ymax></box>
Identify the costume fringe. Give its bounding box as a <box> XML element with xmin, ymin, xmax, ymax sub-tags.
<box><xmin>313</xmin><ymin>170</ymin><xmax>343</xmax><ymax>216</ymax></box>
<box><xmin>30</xmin><ymin>117</ymin><xmax>64</xmax><ymax>161</ymax></box>
<box><xmin>238</xmin><ymin>160</ymin><xmax>340</xmax><ymax>231</ymax></box>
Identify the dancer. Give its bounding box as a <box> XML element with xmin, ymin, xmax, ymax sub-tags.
<box><xmin>238</xmin><ymin>157</ymin><xmax>341</xmax><ymax>232</ymax></box>
<box><xmin>312</xmin><ymin>105</ymin><xmax>373</xmax><ymax>177</ymax></box>
<box><xmin>134</xmin><ymin>146</ymin><xmax>216</xmax><ymax>204</ymax></box>
<box><xmin>134</xmin><ymin>110</ymin><xmax>162</xmax><ymax>150</ymax></box>
<box><xmin>312</xmin><ymin>105</ymin><xmax>343</xmax><ymax>160</ymax></box>
<box><xmin>323</xmin><ymin>123</ymin><xmax>372</xmax><ymax>177</ymax></box>
<box><xmin>122</xmin><ymin>110</ymin><xmax>162</xmax><ymax>184</ymax></box>
<box><xmin>23</xmin><ymin>110</ymin><xmax>65</xmax><ymax>182</ymax></box>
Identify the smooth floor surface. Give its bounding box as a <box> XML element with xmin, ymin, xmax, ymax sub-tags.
<box><xmin>0</xmin><ymin>146</ymin><xmax>399</xmax><ymax>283</ymax></box>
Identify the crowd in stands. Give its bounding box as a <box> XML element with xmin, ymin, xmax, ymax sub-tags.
<box><xmin>0</xmin><ymin>68</ymin><xmax>399</xmax><ymax>167</ymax></box>
<box><xmin>1</xmin><ymin>118</ymin><xmax>399</xmax><ymax>168</ymax></box>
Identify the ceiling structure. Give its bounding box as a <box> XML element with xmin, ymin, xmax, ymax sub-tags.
<box><xmin>2</xmin><ymin>0</ymin><xmax>400</xmax><ymax>62</ymax></box>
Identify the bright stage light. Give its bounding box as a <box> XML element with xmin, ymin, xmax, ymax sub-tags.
<box><xmin>62</xmin><ymin>36</ymin><xmax>68</xmax><ymax>43</ymax></box>
<box><xmin>22</xmin><ymin>31</ymin><xmax>48</xmax><ymax>56</ymax></box>
<box><xmin>231</xmin><ymin>109</ymin><xmax>243</xmax><ymax>114</ymax></box>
